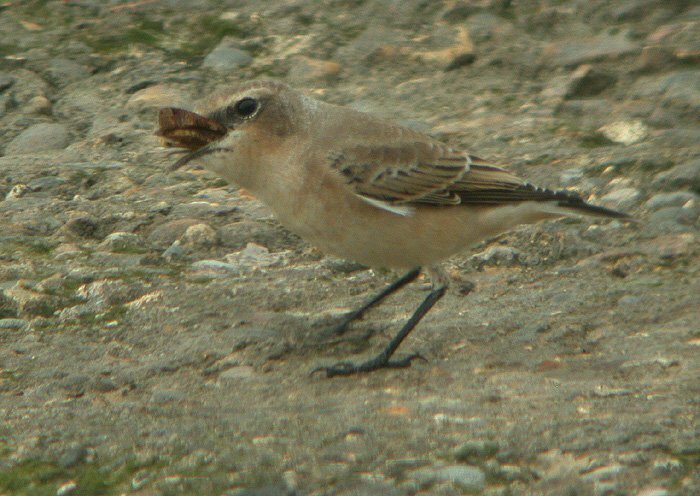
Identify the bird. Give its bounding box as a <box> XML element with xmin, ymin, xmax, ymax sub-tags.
<box><xmin>156</xmin><ymin>80</ymin><xmax>630</xmax><ymax>377</ymax></box>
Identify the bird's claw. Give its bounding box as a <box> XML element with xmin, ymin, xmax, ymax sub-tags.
<box><xmin>310</xmin><ymin>353</ymin><xmax>427</xmax><ymax>378</ymax></box>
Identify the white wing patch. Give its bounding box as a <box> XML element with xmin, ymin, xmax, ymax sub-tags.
<box><xmin>358</xmin><ymin>195</ymin><xmax>416</xmax><ymax>217</ymax></box>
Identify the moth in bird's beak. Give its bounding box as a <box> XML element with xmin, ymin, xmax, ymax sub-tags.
<box><xmin>156</xmin><ymin>108</ymin><xmax>228</xmax><ymax>170</ymax></box>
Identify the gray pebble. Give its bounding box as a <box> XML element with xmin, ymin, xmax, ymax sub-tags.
<box><xmin>560</xmin><ymin>168</ymin><xmax>585</xmax><ymax>186</ymax></box>
<box><xmin>58</xmin><ymin>374</ymin><xmax>90</xmax><ymax>395</ymax></box>
<box><xmin>595</xmin><ymin>481</ymin><xmax>619</xmax><ymax>496</ymax></box>
<box><xmin>651</xmin><ymin>458</ymin><xmax>683</xmax><ymax>476</ymax></box>
<box><xmin>99</xmin><ymin>232</ymin><xmax>147</xmax><ymax>253</ymax></box>
<box><xmin>0</xmin><ymin>93</ymin><xmax>11</xmax><ymax>118</ymax></box>
<box><xmin>4</xmin><ymin>184</ymin><xmax>29</xmax><ymax>200</ymax></box>
<box><xmin>6</xmin><ymin>68</ymin><xmax>49</xmax><ymax>105</ymax></box>
<box><xmin>565</xmin><ymin>66</ymin><xmax>617</xmax><ymax>98</ymax></box>
<box><xmin>0</xmin><ymin>318</ymin><xmax>28</xmax><ymax>329</ymax></box>
<box><xmin>203</xmin><ymin>38</ymin><xmax>253</xmax><ymax>72</ymax></box>
<box><xmin>131</xmin><ymin>470</ymin><xmax>151</xmax><ymax>491</ymax></box>
<box><xmin>551</xmin><ymin>31</ymin><xmax>637</xmax><ymax>67</ymax></box>
<box><xmin>27</xmin><ymin>176</ymin><xmax>67</xmax><ymax>192</ymax></box>
<box><xmin>56</xmin><ymin>481</ymin><xmax>78</xmax><ymax>496</ymax></box>
<box><xmin>162</xmin><ymin>240</ymin><xmax>185</xmax><ymax>261</ymax></box>
<box><xmin>653</xmin><ymin>158</ymin><xmax>700</xmax><ymax>192</ymax></box>
<box><xmin>617</xmin><ymin>295</ymin><xmax>641</xmax><ymax>306</ymax></box>
<box><xmin>581</xmin><ymin>464</ymin><xmax>624</xmax><ymax>482</ymax></box>
<box><xmin>409</xmin><ymin>464</ymin><xmax>486</xmax><ymax>492</ymax></box>
<box><xmin>91</xmin><ymin>377</ymin><xmax>118</xmax><ymax>393</ymax></box>
<box><xmin>190</xmin><ymin>259</ymin><xmax>242</xmax><ymax>274</ymax></box>
<box><xmin>148</xmin><ymin>218</ymin><xmax>202</xmax><ymax>250</ymax></box>
<box><xmin>0</xmin><ymin>72</ymin><xmax>15</xmax><ymax>92</ymax></box>
<box><xmin>77</xmin><ymin>279</ymin><xmax>143</xmax><ymax>306</ymax></box>
<box><xmin>469</xmin><ymin>246</ymin><xmax>522</xmax><ymax>268</ymax></box>
<box><xmin>648</xmin><ymin>207</ymin><xmax>699</xmax><ymax>232</ymax></box>
<box><xmin>636</xmin><ymin>489</ymin><xmax>669</xmax><ymax>496</ymax></box>
<box><xmin>645</xmin><ymin>191</ymin><xmax>697</xmax><ymax>210</ymax></box>
<box><xmin>321</xmin><ymin>258</ymin><xmax>367</xmax><ymax>274</ymax></box>
<box><xmin>62</xmin><ymin>216</ymin><xmax>100</xmax><ymax>238</ymax></box>
<box><xmin>454</xmin><ymin>440</ymin><xmax>500</xmax><ymax>461</ymax></box>
<box><xmin>149</xmin><ymin>389</ymin><xmax>185</xmax><ymax>404</ymax></box>
<box><xmin>224</xmin><ymin>243</ymin><xmax>287</xmax><ymax>269</ymax></box>
<box><xmin>497</xmin><ymin>464</ymin><xmax>525</xmax><ymax>482</ymax></box>
<box><xmin>600</xmin><ymin>187</ymin><xmax>640</xmax><ymax>210</ymax></box>
<box><xmin>170</xmin><ymin>201</ymin><xmax>222</xmax><ymax>218</ymax></box>
<box><xmin>219</xmin><ymin>221</ymin><xmax>289</xmax><ymax>252</ymax></box>
<box><xmin>181</xmin><ymin>223</ymin><xmax>219</xmax><ymax>249</ymax></box>
<box><xmin>46</xmin><ymin>58</ymin><xmax>90</xmax><ymax>86</ymax></box>
<box><xmin>655</xmin><ymin>71</ymin><xmax>700</xmax><ymax>110</ymax></box>
<box><xmin>58</xmin><ymin>445</ymin><xmax>89</xmax><ymax>468</ymax></box>
<box><xmin>5</xmin><ymin>123</ymin><xmax>70</xmax><ymax>155</ymax></box>
<box><xmin>218</xmin><ymin>365</ymin><xmax>256</xmax><ymax>382</ymax></box>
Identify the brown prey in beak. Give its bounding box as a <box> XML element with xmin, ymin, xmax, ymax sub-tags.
<box><xmin>156</xmin><ymin>108</ymin><xmax>229</xmax><ymax>170</ymax></box>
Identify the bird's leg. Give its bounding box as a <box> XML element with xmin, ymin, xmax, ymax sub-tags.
<box><xmin>314</xmin><ymin>267</ymin><xmax>448</xmax><ymax>377</ymax></box>
<box><xmin>329</xmin><ymin>267</ymin><xmax>421</xmax><ymax>336</ymax></box>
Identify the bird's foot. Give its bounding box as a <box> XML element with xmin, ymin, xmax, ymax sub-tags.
<box><xmin>311</xmin><ymin>353</ymin><xmax>426</xmax><ymax>378</ymax></box>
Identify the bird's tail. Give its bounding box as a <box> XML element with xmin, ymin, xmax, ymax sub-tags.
<box><xmin>513</xmin><ymin>183</ymin><xmax>632</xmax><ymax>220</ymax></box>
<box><xmin>458</xmin><ymin>163</ymin><xmax>633</xmax><ymax>220</ymax></box>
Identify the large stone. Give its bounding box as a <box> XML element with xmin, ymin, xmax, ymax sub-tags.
<box><xmin>547</xmin><ymin>31</ymin><xmax>638</xmax><ymax>67</ymax></box>
<box><xmin>4</xmin><ymin>123</ymin><xmax>70</xmax><ymax>155</ymax></box>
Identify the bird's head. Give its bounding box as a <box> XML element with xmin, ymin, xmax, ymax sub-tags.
<box><xmin>157</xmin><ymin>80</ymin><xmax>306</xmax><ymax>172</ymax></box>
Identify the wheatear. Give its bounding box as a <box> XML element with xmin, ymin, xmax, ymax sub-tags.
<box><xmin>157</xmin><ymin>80</ymin><xmax>630</xmax><ymax>377</ymax></box>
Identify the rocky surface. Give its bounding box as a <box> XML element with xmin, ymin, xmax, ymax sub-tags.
<box><xmin>0</xmin><ymin>1</ymin><xmax>698</xmax><ymax>495</ymax></box>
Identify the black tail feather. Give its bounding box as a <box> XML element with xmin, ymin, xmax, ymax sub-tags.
<box><xmin>458</xmin><ymin>183</ymin><xmax>632</xmax><ymax>219</ymax></box>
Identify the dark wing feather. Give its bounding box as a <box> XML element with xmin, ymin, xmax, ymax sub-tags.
<box><xmin>330</xmin><ymin>142</ymin><xmax>469</xmax><ymax>206</ymax></box>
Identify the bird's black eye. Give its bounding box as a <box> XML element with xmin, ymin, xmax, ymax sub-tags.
<box><xmin>234</xmin><ymin>97</ymin><xmax>259</xmax><ymax>118</ymax></box>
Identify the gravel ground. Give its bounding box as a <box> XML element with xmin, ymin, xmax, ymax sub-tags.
<box><xmin>0</xmin><ymin>1</ymin><xmax>698</xmax><ymax>495</ymax></box>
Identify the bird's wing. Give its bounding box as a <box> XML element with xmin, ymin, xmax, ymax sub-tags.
<box><xmin>330</xmin><ymin>142</ymin><xmax>629</xmax><ymax>219</ymax></box>
<box><xmin>329</xmin><ymin>142</ymin><xmax>471</xmax><ymax>215</ymax></box>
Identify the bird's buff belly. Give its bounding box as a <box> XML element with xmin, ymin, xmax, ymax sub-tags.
<box><xmin>274</xmin><ymin>198</ymin><xmax>497</xmax><ymax>270</ymax></box>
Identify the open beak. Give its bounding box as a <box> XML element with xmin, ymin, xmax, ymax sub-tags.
<box><xmin>156</xmin><ymin>108</ymin><xmax>228</xmax><ymax>170</ymax></box>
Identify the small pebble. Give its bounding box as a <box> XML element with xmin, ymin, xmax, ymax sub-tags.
<box><xmin>636</xmin><ymin>488</ymin><xmax>669</xmax><ymax>496</ymax></box>
<box><xmin>99</xmin><ymin>232</ymin><xmax>146</xmax><ymax>253</ymax></box>
<box><xmin>0</xmin><ymin>318</ymin><xmax>29</xmax><ymax>329</ymax></box>
<box><xmin>218</xmin><ymin>365</ymin><xmax>256</xmax><ymax>382</ymax></box>
<box><xmin>190</xmin><ymin>259</ymin><xmax>242</xmax><ymax>275</ymax></box>
<box><xmin>409</xmin><ymin>464</ymin><xmax>486</xmax><ymax>492</ymax></box>
<box><xmin>581</xmin><ymin>464</ymin><xmax>624</xmax><ymax>482</ymax></box>
<box><xmin>149</xmin><ymin>390</ymin><xmax>185</xmax><ymax>404</ymax></box>
<box><xmin>181</xmin><ymin>223</ymin><xmax>219</xmax><ymax>249</ymax></box>
<box><xmin>598</xmin><ymin>120</ymin><xmax>648</xmax><ymax>145</ymax></box>
<box><xmin>5</xmin><ymin>184</ymin><xmax>29</xmax><ymax>199</ymax></box>
<box><xmin>645</xmin><ymin>191</ymin><xmax>697</xmax><ymax>210</ymax></box>
<box><xmin>224</xmin><ymin>243</ymin><xmax>287</xmax><ymax>269</ymax></box>
<box><xmin>595</xmin><ymin>481</ymin><xmax>619</xmax><ymax>496</ymax></box>
<box><xmin>600</xmin><ymin>187</ymin><xmax>641</xmax><ymax>210</ymax></box>
<box><xmin>127</xmin><ymin>84</ymin><xmax>186</xmax><ymax>110</ymax></box>
<box><xmin>651</xmin><ymin>458</ymin><xmax>683</xmax><ymax>476</ymax></box>
<box><xmin>58</xmin><ymin>445</ymin><xmax>88</xmax><ymax>469</ymax></box>
<box><xmin>454</xmin><ymin>440</ymin><xmax>500</xmax><ymax>461</ymax></box>
<box><xmin>162</xmin><ymin>240</ymin><xmax>185</xmax><ymax>261</ymax></box>
<box><xmin>617</xmin><ymin>295</ymin><xmax>641</xmax><ymax>306</ymax></box>
<box><xmin>56</xmin><ymin>481</ymin><xmax>78</xmax><ymax>496</ymax></box>
<box><xmin>203</xmin><ymin>38</ymin><xmax>253</xmax><ymax>72</ymax></box>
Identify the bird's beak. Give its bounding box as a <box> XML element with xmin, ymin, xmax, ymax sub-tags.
<box><xmin>156</xmin><ymin>108</ymin><xmax>228</xmax><ymax>170</ymax></box>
